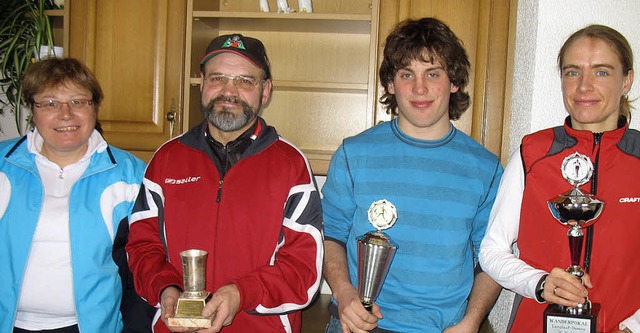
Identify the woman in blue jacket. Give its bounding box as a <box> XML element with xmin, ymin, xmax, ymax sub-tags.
<box><xmin>0</xmin><ymin>58</ymin><xmax>149</xmax><ymax>332</ymax></box>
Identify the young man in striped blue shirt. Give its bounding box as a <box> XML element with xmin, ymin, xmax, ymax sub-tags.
<box><xmin>322</xmin><ymin>17</ymin><xmax>504</xmax><ymax>333</ymax></box>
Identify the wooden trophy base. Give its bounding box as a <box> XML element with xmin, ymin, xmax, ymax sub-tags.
<box><xmin>544</xmin><ymin>303</ymin><xmax>600</xmax><ymax>333</ymax></box>
<box><xmin>167</xmin><ymin>316</ymin><xmax>214</xmax><ymax>329</ymax></box>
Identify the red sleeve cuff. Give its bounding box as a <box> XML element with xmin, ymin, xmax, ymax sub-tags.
<box><xmin>232</xmin><ymin>275</ymin><xmax>262</xmax><ymax>311</ymax></box>
<box><xmin>149</xmin><ymin>272</ymin><xmax>183</xmax><ymax>305</ymax></box>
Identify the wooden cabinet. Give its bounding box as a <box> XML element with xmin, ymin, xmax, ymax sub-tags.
<box><xmin>183</xmin><ymin>0</ymin><xmax>380</xmax><ymax>174</ymax></box>
<box><xmin>66</xmin><ymin>0</ymin><xmax>512</xmax><ymax>166</ymax></box>
<box><xmin>69</xmin><ymin>0</ymin><xmax>186</xmax><ymax>161</ymax></box>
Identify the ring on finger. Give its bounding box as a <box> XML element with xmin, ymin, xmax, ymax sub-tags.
<box><xmin>553</xmin><ymin>287</ymin><xmax>559</xmax><ymax>295</ymax></box>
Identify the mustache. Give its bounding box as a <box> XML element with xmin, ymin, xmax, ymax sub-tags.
<box><xmin>207</xmin><ymin>95</ymin><xmax>245</xmax><ymax>109</ymax></box>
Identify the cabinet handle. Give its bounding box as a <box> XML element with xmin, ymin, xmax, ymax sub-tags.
<box><xmin>167</xmin><ymin>98</ymin><xmax>177</xmax><ymax>138</ymax></box>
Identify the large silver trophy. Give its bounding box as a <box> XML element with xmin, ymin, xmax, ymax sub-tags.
<box><xmin>357</xmin><ymin>199</ymin><xmax>399</xmax><ymax>312</ymax></box>
<box><xmin>545</xmin><ymin>152</ymin><xmax>603</xmax><ymax>333</ymax></box>
<box><xmin>167</xmin><ymin>249</ymin><xmax>214</xmax><ymax>329</ymax></box>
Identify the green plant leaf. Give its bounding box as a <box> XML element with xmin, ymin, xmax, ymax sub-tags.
<box><xmin>0</xmin><ymin>0</ymin><xmax>55</xmax><ymax>132</ymax></box>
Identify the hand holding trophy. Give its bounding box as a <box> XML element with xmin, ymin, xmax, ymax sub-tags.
<box><xmin>357</xmin><ymin>199</ymin><xmax>399</xmax><ymax>312</ymax></box>
<box><xmin>167</xmin><ymin>249</ymin><xmax>215</xmax><ymax>329</ymax></box>
<box><xmin>545</xmin><ymin>152</ymin><xmax>603</xmax><ymax>333</ymax></box>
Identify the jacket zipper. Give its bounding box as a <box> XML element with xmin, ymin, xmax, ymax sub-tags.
<box><xmin>584</xmin><ymin>132</ymin><xmax>602</xmax><ymax>273</ymax></box>
<box><xmin>216</xmin><ymin>143</ymin><xmax>231</xmax><ymax>204</ymax></box>
<box><xmin>216</xmin><ymin>179</ymin><xmax>223</xmax><ymax>203</ymax></box>
<box><xmin>591</xmin><ymin>132</ymin><xmax>602</xmax><ymax>194</ymax></box>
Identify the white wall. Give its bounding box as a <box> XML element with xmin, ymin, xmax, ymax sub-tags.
<box><xmin>508</xmin><ymin>0</ymin><xmax>640</xmax><ymax>157</ymax></box>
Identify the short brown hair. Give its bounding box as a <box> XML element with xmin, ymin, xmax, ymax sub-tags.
<box><xmin>22</xmin><ymin>57</ymin><xmax>104</xmax><ymax>109</ymax></box>
<box><xmin>21</xmin><ymin>58</ymin><xmax>104</xmax><ymax>131</ymax></box>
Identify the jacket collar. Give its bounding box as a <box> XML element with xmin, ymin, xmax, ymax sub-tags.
<box><xmin>5</xmin><ymin>129</ymin><xmax>116</xmax><ymax>175</ymax></box>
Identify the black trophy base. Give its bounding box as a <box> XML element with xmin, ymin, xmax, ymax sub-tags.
<box><xmin>544</xmin><ymin>303</ymin><xmax>600</xmax><ymax>333</ymax></box>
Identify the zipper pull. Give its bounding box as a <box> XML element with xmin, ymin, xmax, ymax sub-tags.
<box><xmin>593</xmin><ymin>132</ymin><xmax>603</xmax><ymax>146</ymax></box>
<box><xmin>216</xmin><ymin>180</ymin><xmax>223</xmax><ymax>203</ymax></box>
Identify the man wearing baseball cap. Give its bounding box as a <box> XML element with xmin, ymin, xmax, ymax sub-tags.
<box><xmin>127</xmin><ymin>34</ymin><xmax>324</xmax><ymax>333</ymax></box>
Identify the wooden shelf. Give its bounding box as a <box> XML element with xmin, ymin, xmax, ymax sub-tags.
<box><xmin>304</xmin><ymin>149</ymin><xmax>335</xmax><ymax>163</ymax></box>
<box><xmin>189</xmin><ymin>78</ymin><xmax>367</xmax><ymax>91</ymax></box>
<box><xmin>274</xmin><ymin>81</ymin><xmax>368</xmax><ymax>91</ymax></box>
<box><xmin>44</xmin><ymin>9</ymin><xmax>64</xmax><ymax>16</ymax></box>
<box><xmin>303</xmin><ymin>150</ymin><xmax>334</xmax><ymax>175</ymax></box>
<box><xmin>193</xmin><ymin>11</ymin><xmax>371</xmax><ymax>21</ymax></box>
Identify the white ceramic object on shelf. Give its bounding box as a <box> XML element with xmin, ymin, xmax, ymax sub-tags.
<box><xmin>277</xmin><ymin>0</ymin><xmax>293</xmax><ymax>13</ymax></box>
<box><xmin>259</xmin><ymin>0</ymin><xmax>269</xmax><ymax>12</ymax></box>
<box><xmin>298</xmin><ymin>0</ymin><xmax>312</xmax><ymax>13</ymax></box>
<box><xmin>38</xmin><ymin>45</ymin><xmax>63</xmax><ymax>60</ymax></box>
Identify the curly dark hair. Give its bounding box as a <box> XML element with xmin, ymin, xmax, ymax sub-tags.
<box><xmin>378</xmin><ymin>18</ymin><xmax>471</xmax><ymax>120</ymax></box>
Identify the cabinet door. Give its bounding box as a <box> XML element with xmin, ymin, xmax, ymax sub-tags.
<box><xmin>377</xmin><ymin>0</ymin><xmax>513</xmax><ymax>160</ymax></box>
<box><xmin>69</xmin><ymin>0</ymin><xmax>186</xmax><ymax>161</ymax></box>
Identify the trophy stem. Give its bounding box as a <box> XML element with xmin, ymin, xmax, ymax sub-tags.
<box><xmin>564</xmin><ymin>225</ymin><xmax>590</xmax><ymax>315</ymax></box>
<box><xmin>567</xmin><ymin>225</ymin><xmax>584</xmax><ymax>269</ymax></box>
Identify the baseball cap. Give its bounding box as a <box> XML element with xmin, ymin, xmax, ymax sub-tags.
<box><xmin>200</xmin><ymin>34</ymin><xmax>271</xmax><ymax>79</ymax></box>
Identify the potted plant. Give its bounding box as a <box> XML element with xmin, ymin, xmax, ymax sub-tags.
<box><xmin>0</xmin><ymin>0</ymin><xmax>59</xmax><ymax>134</ymax></box>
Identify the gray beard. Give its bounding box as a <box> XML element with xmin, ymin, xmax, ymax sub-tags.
<box><xmin>202</xmin><ymin>96</ymin><xmax>259</xmax><ymax>132</ymax></box>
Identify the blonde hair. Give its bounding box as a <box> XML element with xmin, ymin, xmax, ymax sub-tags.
<box><xmin>558</xmin><ymin>25</ymin><xmax>634</xmax><ymax>120</ymax></box>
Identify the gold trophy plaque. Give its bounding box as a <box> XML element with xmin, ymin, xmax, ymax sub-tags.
<box><xmin>167</xmin><ymin>249</ymin><xmax>214</xmax><ymax>328</ymax></box>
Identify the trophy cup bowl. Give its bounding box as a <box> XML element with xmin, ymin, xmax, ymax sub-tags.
<box><xmin>167</xmin><ymin>249</ymin><xmax>214</xmax><ymax>329</ymax></box>
<box><xmin>357</xmin><ymin>231</ymin><xmax>398</xmax><ymax>312</ymax></box>
<box><xmin>547</xmin><ymin>187</ymin><xmax>604</xmax><ymax>281</ymax></box>
<box><xmin>547</xmin><ymin>188</ymin><xmax>603</xmax><ymax>227</ymax></box>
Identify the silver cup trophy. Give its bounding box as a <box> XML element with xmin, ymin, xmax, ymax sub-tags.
<box><xmin>357</xmin><ymin>199</ymin><xmax>399</xmax><ymax>312</ymax></box>
<box><xmin>544</xmin><ymin>152</ymin><xmax>603</xmax><ymax>333</ymax></box>
<box><xmin>167</xmin><ymin>249</ymin><xmax>214</xmax><ymax>328</ymax></box>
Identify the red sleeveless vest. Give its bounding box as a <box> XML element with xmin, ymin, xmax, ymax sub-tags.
<box><xmin>511</xmin><ymin>119</ymin><xmax>640</xmax><ymax>332</ymax></box>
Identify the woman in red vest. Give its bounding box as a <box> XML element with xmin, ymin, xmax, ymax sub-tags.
<box><xmin>480</xmin><ymin>24</ymin><xmax>639</xmax><ymax>333</ymax></box>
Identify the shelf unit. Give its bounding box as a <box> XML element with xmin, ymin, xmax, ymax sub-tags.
<box><xmin>183</xmin><ymin>0</ymin><xmax>380</xmax><ymax>174</ymax></box>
